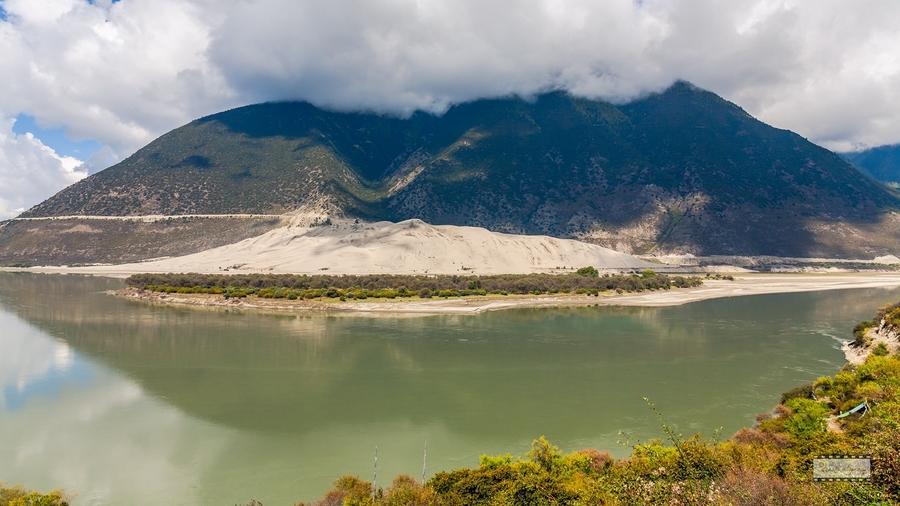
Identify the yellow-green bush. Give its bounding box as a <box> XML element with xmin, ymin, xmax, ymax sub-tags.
<box><xmin>0</xmin><ymin>486</ymin><xmax>67</xmax><ymax>506</ymax></box>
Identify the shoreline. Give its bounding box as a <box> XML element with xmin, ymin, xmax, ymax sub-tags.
<box><xmin>842</xmin><ymin>312</ymin><xmax>900</xmax><ymax>365</ymax></box>
<box><xmin>114</xmin><ymin>272</ymin><xmax>900</xmax><ymax>315</ymax></box>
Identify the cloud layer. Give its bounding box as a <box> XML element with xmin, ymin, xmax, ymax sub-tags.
<box><xmin>1</xmin><ymin>0</ymin><xmax>899</xmax><ymax>216</ymax></box>
<box><xmin>0</xmin><ymin>116</ymin><xmax>88</xmax><ymax>218</ymax></box>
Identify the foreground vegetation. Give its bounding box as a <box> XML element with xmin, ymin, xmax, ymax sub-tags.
<box><xmin>295</xmin><ymin>305</ymin><xmax>900</xmax><ymax>505</ymax></box>
<box><xmin>852</xmin><ymin>302</ymin><xmax>899</xmax><ymax>348</ymax></box>
<box><xmin>126</xmin><ymin>270</ymin><xmax>704</xmax><ymax>301</ymax></box>
<box><xmin>0</xmin><ymin>485</ymin><xmax>67</xmax><ymax>506</ymax></box>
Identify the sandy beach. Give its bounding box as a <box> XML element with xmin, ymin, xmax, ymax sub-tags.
<box><xmin>113</xmin><ymin>272</ymin><xmax>900</xmax><ymax>315</ymax></box>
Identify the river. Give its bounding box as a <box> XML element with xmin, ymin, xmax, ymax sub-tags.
<box><xmin>0</xmin><ymin>273</ymin><xmax>896</xmax><ymax>505</ymax></box>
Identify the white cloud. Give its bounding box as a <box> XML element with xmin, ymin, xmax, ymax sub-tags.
<box><xmin>0</xmin><ymin>116</ymin><xmax>88</xmax><ymax>219</ymax></box>
<box><xmin>0</xmin><ymin>0</ymin><xmax>899</xmax><ymax>214</ymax></box>
<box><xmin>208</xmin><ymin>0</ymin><xmax>671</xmax><ymax>114</ymax></box>
<box><xmin>0</xmin><ymin>0</ymin><xmax>235</xmax><ymax>155</ymax></box>
<box><xmin>206</xmin><ymin>0</ymin><xmax>900</xmax><ymax>151</ymax></box>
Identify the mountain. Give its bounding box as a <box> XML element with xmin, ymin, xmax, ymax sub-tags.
<box><xmin>842</xmin><ymin>144</ymin><xmax>900</xmax><ymax>186</ymax></box>
<box><xmin>5</xmin><ymin>81</ymin><xmax>899</xmax><ymax>265</ymax></box>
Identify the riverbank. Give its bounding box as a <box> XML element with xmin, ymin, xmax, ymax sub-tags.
<box><xmin>843</xmin><ymin>302</ymin><xmax>900</xmax><ymax>365</ymax></box>
<box><xmin>116</xmin><ymin>272</ymin><xmax>900</xmax><ymax>315</ymax></box>
<box><xmin>298</xmin><ymin>301</ymin><xmax>900</xmax><ymax>505</ymax></box>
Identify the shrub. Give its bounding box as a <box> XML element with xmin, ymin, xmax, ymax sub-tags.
<box><xmin>381</xmin><ymin>476</ymin><xmax>433</xmax><ymax>506</ymax></box>
<box><xmin>570</xmin><ymin>448</ymin><xmax>612</xmax><ymax>472</ymax></box>
<box><xmin>853</xmin><ymin>320</ymin><xmax>874</xmax><ymax>347</ymax></box>
<box><xmin>528</xmin><ymin>436</ymin><xmax>563</xmax><ymax>472</ymax></box>
<box><xmin>870</xmin><ymin>429</ymin><xmax>900</xmax><ymax>497</ymax></box>
<box><xmin>315</xmin><ymin>475</ymin><xmax>373</xmax><ymax>506</ymax></box>
<box><xmin>0</xmin><ymin>486</ymin><xmax>68</xmax><ymax>506</ymax></box>
<box><xmin>717</xmin><ymin>466</ymin><xmax>822</xmax><ymax>506</ymax></box>
<box><xmin>782</xmin><ymin>398</ymin><xmax>828</xmax><ymax>439</ymax></box>
<box><xmin>576</xmin><ymin>266</ymin><xmax>599</xmax><ymax>277</ymax></box>
<box><xmin>780</xmin><ymin>383</ymin><xmax>814</xmax><ymax>404</ymax></box>
<box><xmin>673</xmin><ymin>435</ymin><xmax>726</xmax><ymax>480</ymax></box>
<box><xmin>881</xmin><ymin>304</ymin><xmax>900</xmax><ymax>329</ymax></box>
<box><xmin>128</xmin><ymin>272</ymin><xmax>704</xmax><ymax>301</ymax></box>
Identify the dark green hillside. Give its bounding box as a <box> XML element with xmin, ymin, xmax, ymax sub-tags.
<box><xmin>843</xmin><ymin>144</ymin><xmax>900</xmax><ymax>186</ymax></box>
<box><xmin>19</xmin><ymin>82</ymin><xmax>900</xmax><ymax>257</ymax></box>
<box><xmin>387</xmin><ymin>83</ymin><xmax>899</xmax><ymax>255</ymax></box>
<box><xmin>23</xmin><ymin>103</ymin><xmax>418</xmax><ymax>217</ymax></box>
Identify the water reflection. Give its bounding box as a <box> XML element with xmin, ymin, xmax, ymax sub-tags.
<box><xmin>0</xmin><ymin>273</ymin><xmax>898</xmax><ymax>505</ymax></box>
<box><xmin>0</xmin><ymin>315</ymin><xmax>82</xmax><ymax>411</ymax></box>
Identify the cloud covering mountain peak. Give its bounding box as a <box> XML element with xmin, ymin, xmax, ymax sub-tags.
<box><xmin>1</xmin><ymin>0</ymin><xmax>899</xmax><ymax>217</ymax></box>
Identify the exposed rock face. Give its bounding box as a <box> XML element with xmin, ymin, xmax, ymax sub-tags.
<box><xmin>876</xmin><ymin>316</ymin><xmax>900</xmax><ymax>346</ymax></box>
<box><xmin>844</xmin><ymin>304</ymin><xmax>900</xmax><ymax>364</ymax></box>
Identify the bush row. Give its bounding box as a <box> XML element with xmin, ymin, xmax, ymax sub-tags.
<box><xmin>128</xmin><ymin>269</ymin><xmax>703</xmax><ymax>300</ymax></box>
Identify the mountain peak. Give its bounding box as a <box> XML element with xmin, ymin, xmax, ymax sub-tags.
<box><xmin>13</xmin><ymin>84</ymin><xmax>899</xmax><ymax>260</ymax></box>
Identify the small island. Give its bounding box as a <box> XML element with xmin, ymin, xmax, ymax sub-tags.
<box><xmin>118</xmin><ymin>269</ymin><xmax>711</xmax><ymax>314</ymax></box>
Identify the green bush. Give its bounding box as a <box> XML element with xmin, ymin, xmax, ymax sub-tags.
<box><xmin>782</xmin><ymin>398</ymin><xmax>828</xmax><ymax>439</ymax></box>
<box><xmin>853</xmin><ymin>320</ymin><xmax>874</xmax><ymax>347</ymax></box>
<box><xmin>780</xmin><ymin>382</ymin><xmax>814</xmax><ymax>404</ymax></box>
<box><xmin>576</xmin><ymin>266</ymin><xmax>599</xmax><ymax>277</ymax></box>
<box><xmin>640</xmin><ymin>269</ymin><xmax>657</xmax><ymax>278</ymax></box>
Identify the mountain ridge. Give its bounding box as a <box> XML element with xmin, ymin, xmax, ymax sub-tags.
<box><xmin>842</xmin><ymin>144</ymin><xmax>900</xmax><ymax>186</ymax></box>
<box><xmin>11</xmin><ymin>81</ymin><xmax>900</xmax><ymax>259</ymax></box>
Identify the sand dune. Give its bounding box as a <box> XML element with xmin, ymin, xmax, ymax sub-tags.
<box><xmin>78</xmin><ymin>219</ymin><xmax>655</xmax><ymax>275</ymax></box>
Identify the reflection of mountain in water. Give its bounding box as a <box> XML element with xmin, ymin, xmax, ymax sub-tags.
<box><xmin>0</xmin><ymin>273</ymin><xmax>896</xmax><ymax>441</ymax></box>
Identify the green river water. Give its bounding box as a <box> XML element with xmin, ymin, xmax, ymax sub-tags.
<box><xmin>0</xmin><ymin>273</ymin><xmax>897</xmax><ymax>505</ymax></box>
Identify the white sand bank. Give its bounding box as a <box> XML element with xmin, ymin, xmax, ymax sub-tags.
<box><xmin>23</xmin><ymin>219</ymin><xmax>656</xmax><ymax>276</ymax></box>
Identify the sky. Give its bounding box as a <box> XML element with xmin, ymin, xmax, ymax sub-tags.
<box><xmin>1</xmin><ymin>0</ymin><xmax>899</xmax><ymax>218</ymax></box>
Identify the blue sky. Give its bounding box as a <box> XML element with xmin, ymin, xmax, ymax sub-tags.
<box><xmin>13</xmin><ymin>114</ymin><xmax>102</xmax><ymax>159</ymax></box>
